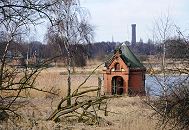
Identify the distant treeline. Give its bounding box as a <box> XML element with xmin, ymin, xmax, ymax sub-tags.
<box><xmin>0</xmin><ymin>38</ymin><xmax>188</xmax><ymax>67</ymax></box>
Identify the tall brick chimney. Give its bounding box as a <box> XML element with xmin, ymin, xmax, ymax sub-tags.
<box><xmin>131</xmin><ymin>24</ymin><xmax>136</xmax><ymax>45</ymax></box>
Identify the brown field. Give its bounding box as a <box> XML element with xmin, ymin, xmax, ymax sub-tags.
<box><xmin>1</xmin><ymin>66</ymin><xmax>159</xmax><ymax>130</ymax></box>
<box><xmin>34</xmin><ymin>66</ymin><xmax>103</xmax><ymax>97</ymax></box>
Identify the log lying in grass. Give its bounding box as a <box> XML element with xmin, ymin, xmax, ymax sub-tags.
<box><xmin>47</xmin><ymin>87</ymin><xmax>120</xmax><ymax>124</ymax></box>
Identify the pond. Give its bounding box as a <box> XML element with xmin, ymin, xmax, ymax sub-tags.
<box><xmin>145</xmin><ymin>74</ymin><xmax>189</xmax><ymax>96</ymax></box>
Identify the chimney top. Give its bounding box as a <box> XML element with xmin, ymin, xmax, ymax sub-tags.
<box><xmin>131</xmin><ymin>24</ymin><xmax>136</xmax><ymax>45</ymax></box>
<box><xmin>131</xmin><ymin>24</ymin><xmax>136</xmax><ymax>26</ymax></box>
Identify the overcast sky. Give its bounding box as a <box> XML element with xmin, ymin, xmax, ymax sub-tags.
<box><xmin>80</xmin><ymin>0</ymin><xmax>189</xmax><ymax>43</ymax></box>
<box><xmin>32</xmin><ymin>0</ymin><xmax>189</xmax><ymax>43</ymax></box>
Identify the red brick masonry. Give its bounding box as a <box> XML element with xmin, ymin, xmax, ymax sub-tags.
<box><xmin>103</xmin><ymin>51</ymin><xmax>146</xmax><ymax>96</ymax></box>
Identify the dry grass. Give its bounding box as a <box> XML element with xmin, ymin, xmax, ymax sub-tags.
<box><xmin>2</xmin><ymin>97</ymin><xmax>157</xmax><ymax>130</ymax></box>
<box><xmin>32</xmin><ymin>67</ymin><xmax>102</xmax><ymax>97</ymax></box>
<box><xmin>0</xmin><ymin>67</ymin><xmax>158</xmax><ymax>130</ymax></box>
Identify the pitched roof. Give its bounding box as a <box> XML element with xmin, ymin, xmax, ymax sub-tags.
<box><xmin>105</xmin><ymin>43</ymin><xmax>145</xmax><ymax>69</ymax></box>
<box><xmin>120</xmin><ymin>43</ymin><xmax>144</xmax><ymax>68</ymax></box>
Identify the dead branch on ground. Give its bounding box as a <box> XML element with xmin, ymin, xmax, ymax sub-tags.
<box><xmin>47</xmin><ymin>63</ymin><xmax>120</xmax><ymax>125</ymax></box>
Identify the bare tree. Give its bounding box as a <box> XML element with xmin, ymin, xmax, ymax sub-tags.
<box><xmin>47</xmin><ymin>0</ymin><xmax>94</xmax><ymax>106</ymax></box>
<box><xmin>1</xmin><ymin>1</ymin><xmax>114</xmax><ymax>128</ymax></box>
<box><xmin>147</xmin><ymin>14</ymin><xmax>189</xmax><ymax>130</ymax></box>
<box><xmin>0</xmin><ymin>0</ymin><xmax>59</xmax><ymax>123</ymax></box>
<box><xmin>151</xmin><ymin>13</ymin><xmax>175</xmax><ymax>113</ymax></box>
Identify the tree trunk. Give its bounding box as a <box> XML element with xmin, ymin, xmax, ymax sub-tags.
<box><xmin>67</xmin><ymin>50</ymin><xmax>71</xmax><ymax>106</ymax></box>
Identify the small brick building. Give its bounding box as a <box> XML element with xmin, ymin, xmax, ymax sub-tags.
<box><xmin>103</xmin><ymin>43</ymin><xmax>146</xmax><ymax>96</ymax></box>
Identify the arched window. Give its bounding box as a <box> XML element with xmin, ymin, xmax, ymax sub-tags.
<box><xmin>115</xmin><ymin>63</ymin><xmax>120</xmax><ymax>71</ymax></box>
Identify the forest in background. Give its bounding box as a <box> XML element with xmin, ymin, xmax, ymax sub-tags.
<box><xmin>0</xmin><ymin>36</ymin><xmax>188</xmax><ymax>68</ymax></box>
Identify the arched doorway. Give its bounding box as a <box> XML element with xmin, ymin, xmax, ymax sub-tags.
<box><xmin>112</xmin><ymin>76</ymin><xmax>124</xmax><ymax>95</ymax></box>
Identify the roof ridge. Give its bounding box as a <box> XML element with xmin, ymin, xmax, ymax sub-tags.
<box><xmin>120</xmin><ymin>44</ymin><xmax>144</xmax><ymax>68</ymax></box>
